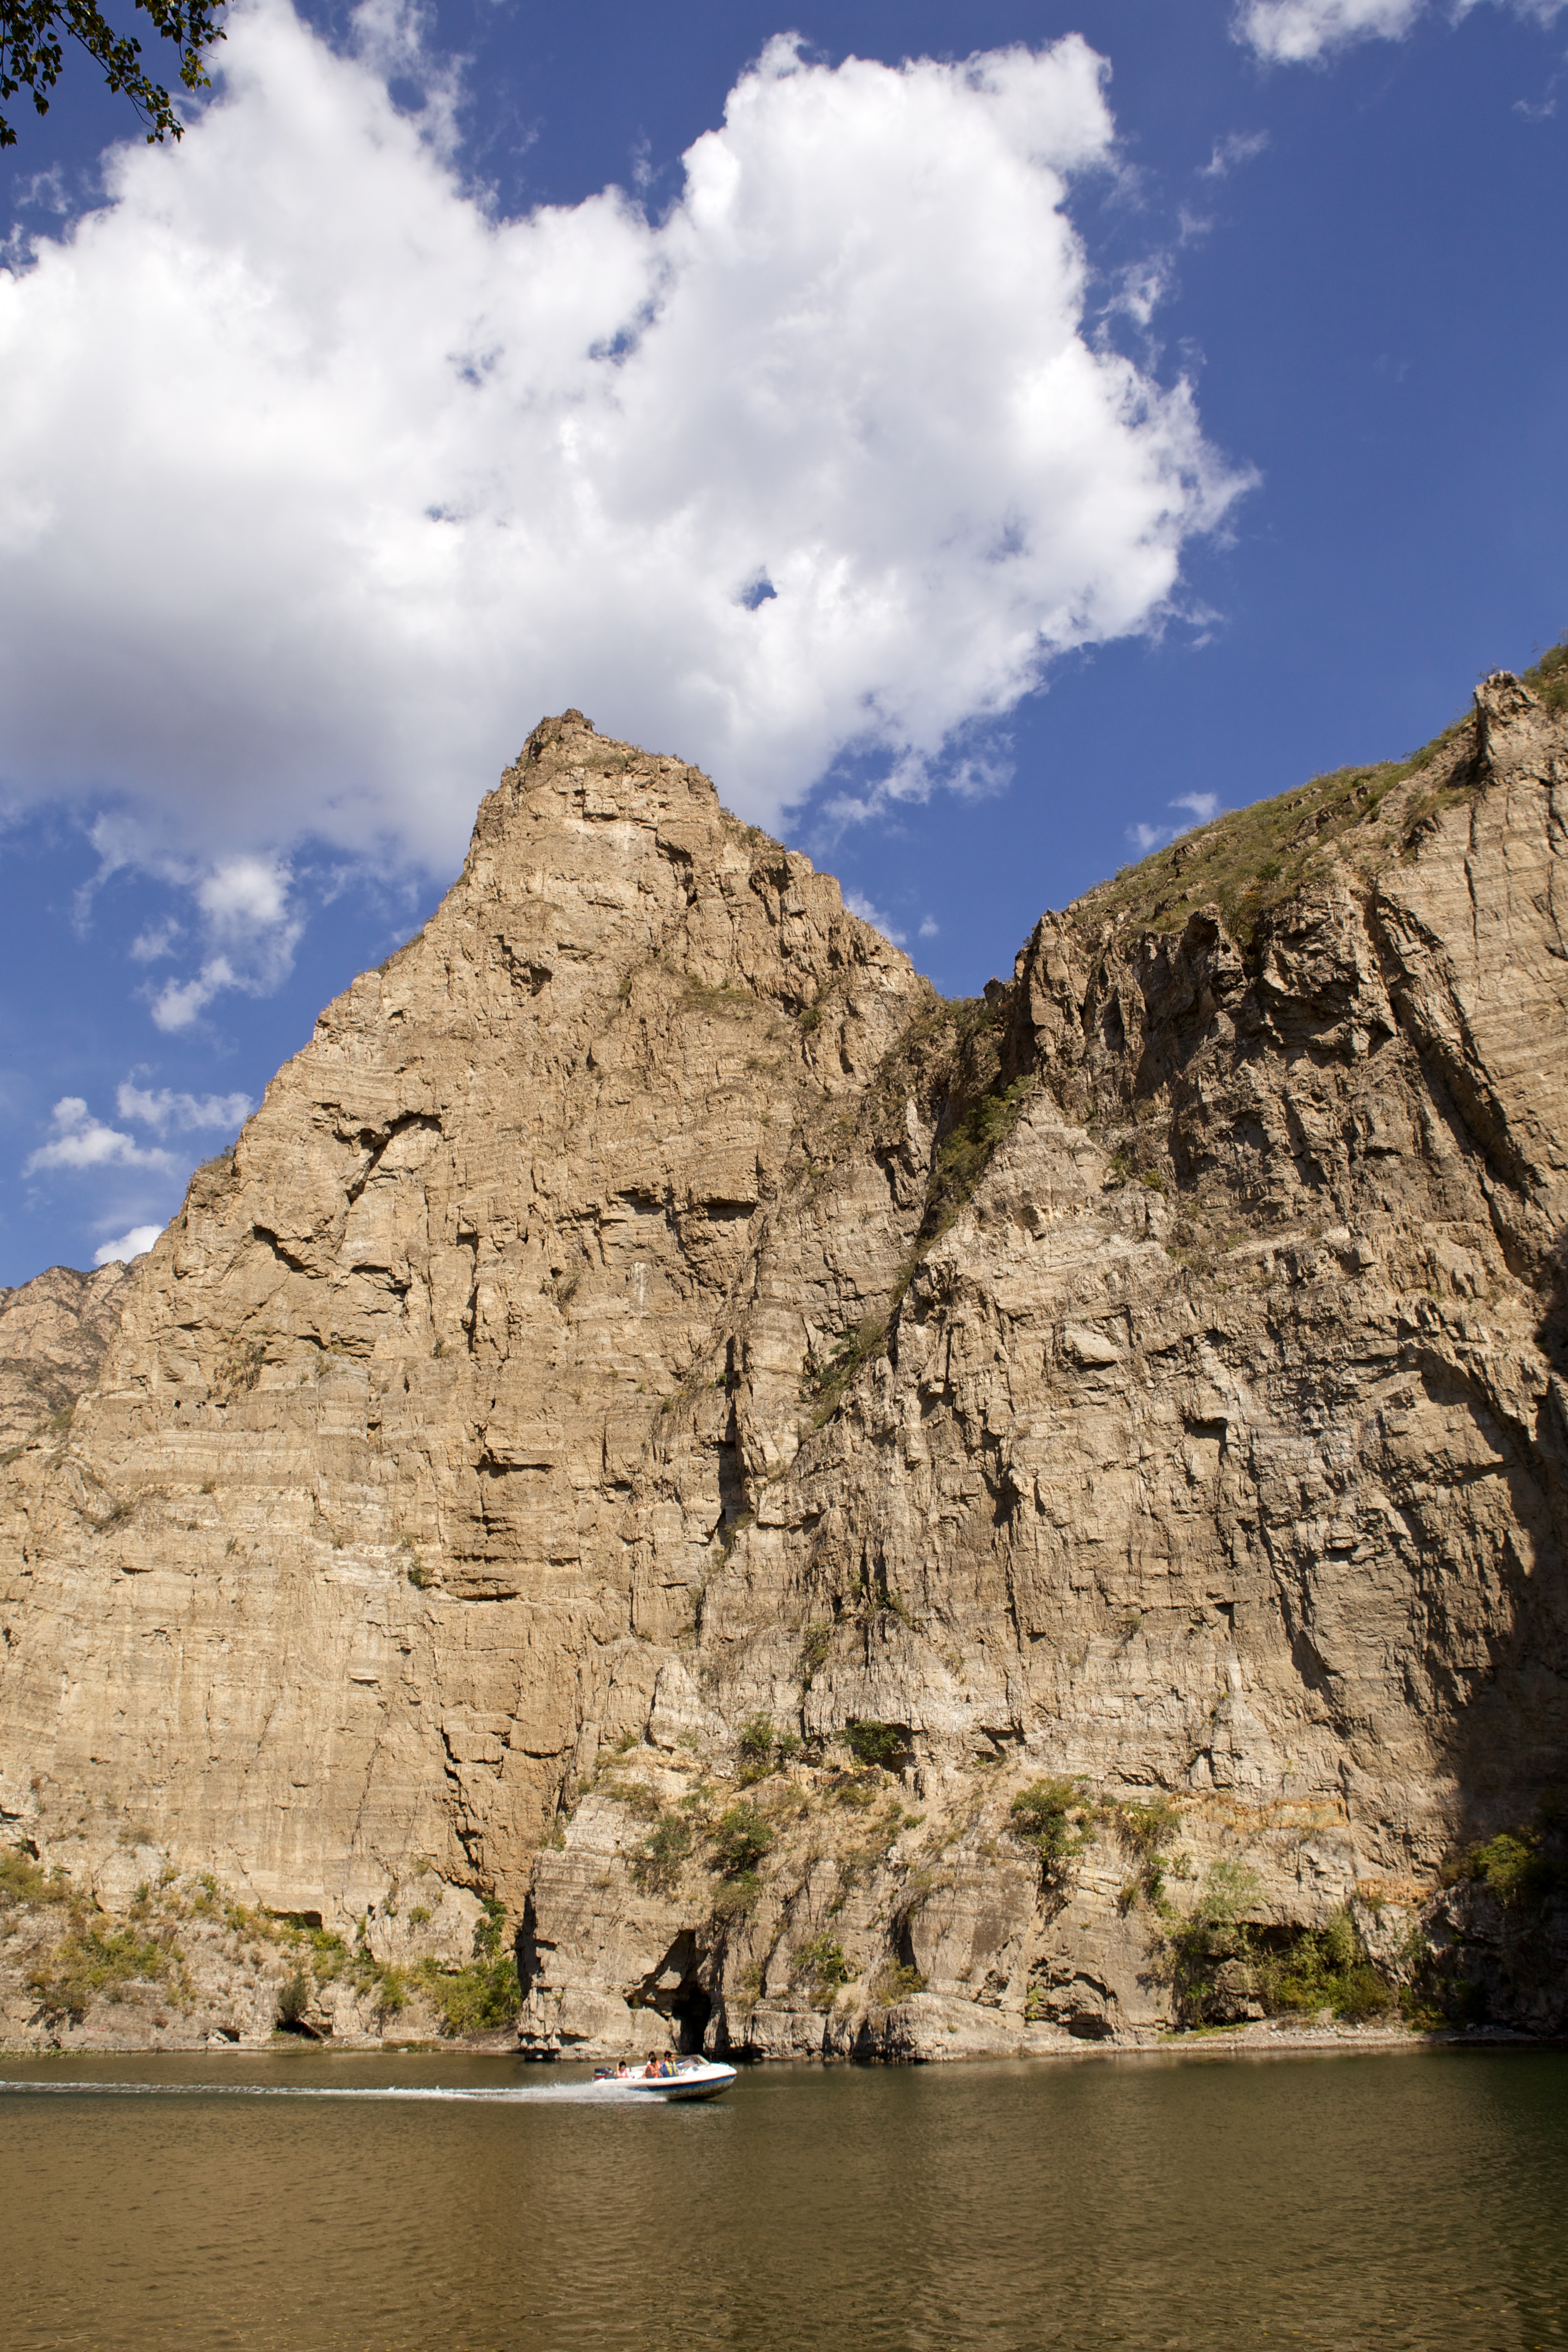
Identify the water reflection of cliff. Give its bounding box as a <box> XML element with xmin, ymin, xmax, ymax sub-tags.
<box><xmin>1</xmin><ymin>2050</ymin><xmax>1565</xmax><ymax>2347</ymax></box>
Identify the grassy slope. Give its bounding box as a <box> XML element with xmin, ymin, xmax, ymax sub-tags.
<box><xmin>1068</xmin><ymin>640</ymin><xmax>1567</xmax><ymax>951</ymax></box>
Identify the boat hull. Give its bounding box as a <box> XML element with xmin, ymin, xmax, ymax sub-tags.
<box><xmin>588</xmin><ymin>2061</ymin><xmax>737</xmax><ymax>2102</ymax></box>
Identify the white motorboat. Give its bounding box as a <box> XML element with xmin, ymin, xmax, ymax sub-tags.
<box><xmin>588</xmin><ymin>2058</ymin><xmax>737</xmax><ymax>2101</ymax></box>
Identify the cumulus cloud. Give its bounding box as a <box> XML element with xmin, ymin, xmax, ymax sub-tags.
<box><xmin>148</xmin><ymin>967</ymin><xmax>227</xmax><ymax>1031</ymax></box>
<box><xmin>1237</xmin><ymin>0</ymin><xmax>1563</xmax><ymax>63</ymax></box>
<box><xmin>1236</xmin><ymin>0</ymin><xmax>1424</xmax><ymax>56</ymax></box>
<box><xmin>0</xmin><ymin>0</ymin><xmax>1248</xmax><ymax>905</ymax></box>
<box><xmin>139</xmin><ymin>857</ymin><xmax>302</xmax><ymax>1028</ymax></box>
<box><xmin>116</xmin><ymin>1082</ymin><xmax>254</xmax><ymax>1132</ymax></box>
<box><xmin>93</xmin><ymin>1224</ymin><xmax>162</xmax><ymax>1266</ymax></box>
<box><xmin>24</xmin><ymin>1099</ymin><xmax>176</xmax><ymax>1175</ymax></box>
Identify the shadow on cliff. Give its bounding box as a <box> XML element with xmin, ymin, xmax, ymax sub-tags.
<box><xmin>1428</xmin><ymin>1322</ymin><xmax>1568</xmax><ymax>1852</ymax></box>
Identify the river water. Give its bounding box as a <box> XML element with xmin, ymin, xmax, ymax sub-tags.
<box><xmin>0</xmin><ymin>2045</ymin><xmax>1563</xmax><ymax>2350</ymax></box>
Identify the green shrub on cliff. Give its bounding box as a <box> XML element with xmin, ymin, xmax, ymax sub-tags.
<box><xmin>1252</xmin><ymin>1909</ymin><xmax>1392</xmax><ymax>2021</ymax></box>
<box><xmin>921</xmin><ymin>1073</ymin><xmax>1035</xmax><ymax>1242</ymax></box>
<box><xmin>1523</xmin><ymin>632</ymin><xmax>1568</xmax><ymax>713</ymax></box>
<box><xmin>1446</xmin><ymin>1822</ymin><xmax>1564</xmax><ymax>1906</ymax></box>
<box><xmin>873</xmin><ymin>1961</ymin><xmax>927</xmax><ymax>2007</ymax></box>
<box><xmin>1164</xmin><ymin>1872</ymin><xmax>1398</xmax><ymax>2027</ymax></box>
<box><xmin>737</xmin><ymin>1714</ymin><xmax>776</xmax><ymax>1785</ymax></box>
<box><xmin>1009</xmin><ymin>1779</ymin><xmax>1093</xmax><ymax>1882</ymax></box>
<box><xmin>0</xmin><ymin>1847</ymin><xmax>69</xmax><ymax>1911</ymax></box>
<box><xmin>418</xmin><ymin>1949</ymin><xmax>521</xmax><ymax>2035</ymax></box>
<box><xmin>1163</xmin><ymin>1861</ymin><xmax>1262</xmax><ymax>2025</ymax></box>
<box><xmin>796</xmin><ymin>1933</ymin><xmax>851</xmax><ymax>2006</ymax></box>
<box><xmin>710</xmin><ymin>1871</ymin><xmax>761</xmax><ymax>1923</ymax></box>
<box><xmin>807</xmin><ymin>1317</ymin><xmax>889</xmax><ymax>1425</ymax></box>
<box><xmin>30</xmin><ymin>1920</ymin><xmax>181</xmax><ymax>2023</ymax></box>
<box><xmin>845</xmin><ymin>1720</ymin><xmax>905</xmax><ymax>1770</ymax></box>
<box><xmin>1459</xmin><ymin>1831</ymin><xmax>1545</xmax><ymax>1902</ymax></box>
<box><xmin>1439</xmin><ymin>1800</ymin><xmax>1567</xmax><ymax>1910</ymax></box>
<box><xmin>408</xmin><ymin>1897</ymin><xmax>522</xmax><ymax>2034</ymax></box>
<box><xmin>276</xmin><ymin>1969</ymin><xmax>313</xmax><ymax>2028</ymax></box>
<box><xmin>1109</xmin><ymin>1794</ymin><xmax>1182</xmax><ymax>1911</ymax></box>
<box><xmin>633</xmin><ymin>1817</ymin><xmax>694</xmax><ymax>1893</ymax></box>
<box><xmin>711</xmin><ymin>1804</ymin><xmax>772</xmax><ymax>1877</ymax></box>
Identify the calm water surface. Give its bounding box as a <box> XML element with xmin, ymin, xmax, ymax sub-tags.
<box><xmin>0</xmin><ymin>2046</ymin><xmax>1563</xmax><ymax>2351</ymax></box>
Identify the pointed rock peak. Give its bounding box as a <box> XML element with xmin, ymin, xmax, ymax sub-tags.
<box><xmin>426</xmin><ymin>714</ymin><xmax>923</xmax><ymax>1046</ymax></box>
<box><xmin>1474</xmin><ymin>670</ymin><xmax>1537</xmax><ymax>721</ymax></box>
<box><xmin>474</xmin><ymin>711</ymin><xmax>726</xmax><ymax>853</ymax></box>
<box><xmin>521</xmin><ymin>708</ymin><xmax>597</xmax><ymax>761</ymax></box>
<box><xmin>1473</xmin><ymin>669</ymin><xmax>1551</xmax><ymax>782</ymax></box>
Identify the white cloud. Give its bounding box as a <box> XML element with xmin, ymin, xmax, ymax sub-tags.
<box><xmin>917</xmin><ymin>916</ymin><xmax>941</xmax><ymax>939</ymax></box>
<box><xmin>1173</xmin><ymin>790</ymin><xmax>1221</xmax><ymax>821</ymax></box>
<box><xmin>93</xmin><ymin>1224</ymin><xmax>162</xmax><ymax>1266</ymax></box>
<box><xmin>196</xmin><ymin>856</ymin><xmax>292</xmax><ymax>937</ymax></box>
<box><xmin>1200</xmin><ymin>131</ymin><xmax>1270</xmax><ymax>176</ymax></box>
<box><xmin>131</xmin><ymin>856</ymin><xmax>301</xmax><ymax>1027</ymax></box>
<box><xmin>1237</xmin><ymin>0</ymin><xmax>1424</xmax><ymax>60</ymax></box>
<box><xmin>152</xmin><ymin>855</ymin><xmax>304</xmax><ymax>1022</ymax></box>
<box><xmin>151</xmin><ymin>959</ymin><xmax>238</xmax><ymax>1032</ymax></box>
<box><xmin>1237</xmin><ymin>0</ymin><xmax>1563</xmax><ymax>63</ymax></box>
<box><xmin>842</xmin><ymin>889</ymin><xmax>907</xmax><ymax>945</ymax></box>
<box><xmin>129</xmin><ymin>918</ymin><xmax>183</xmax><ymax>962</ymax></box>
<box><xmin>0</xmin><ymin>0</ymin><xmax>1248</xmax><ymax>894</ymax></box>
<box><xmin>1109</xmin><ymin>255</ymin><xmax>1176</xmax><ymax>332</ymax></box>
<box><xmin>23</xmin><ymin>1098</ymin><xmax>176</xmax><ymax>1174</ymax></box>
<box><xmin>116</xmin><ymin>1082</ymin><xmax>254</xmax><ymax>1133</ymax></box>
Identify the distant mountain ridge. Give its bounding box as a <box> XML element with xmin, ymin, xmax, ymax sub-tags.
<box><xmin>0</xmin><ymin>1263</ymin><xmax>130</xmax><ymax>1452</ymax></box>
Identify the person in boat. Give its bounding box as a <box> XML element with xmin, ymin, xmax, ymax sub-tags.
<box><xmin>614</xmin><ymin>2061</ymin><xmax>630</xmax><ymax>2079</ymax></box>
<box><xmin>642</xmin><ymin>2051</ymin><xmax>661</xmax><ymax>2078</ymax></box>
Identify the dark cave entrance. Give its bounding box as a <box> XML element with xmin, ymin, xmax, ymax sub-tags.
<box><xmin>636</xmin><ymin>1930</ymin><xmax>713</xmax><ymax>2054</ymax></box>
<box><xmin>670</xmin><ymin>1983</ymin><xmax>712</xmax><ymax>2053</ymax></box>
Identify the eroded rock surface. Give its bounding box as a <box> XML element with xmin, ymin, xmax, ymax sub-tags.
<box><xmin>0</xmin><ymin>1263</ymin><xmax>130</xmax><ymax>1449</ymax></box>
<box><xmin>2</xmin><ymin>688</ymin><xmax>1565</xmax><ymax>2055</ymax></box>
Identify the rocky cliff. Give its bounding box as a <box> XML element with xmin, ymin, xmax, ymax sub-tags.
<box><xmin>2</xmin><ymin>682</ymin><xmax>1565</xmax><ymax>2054</ymax></box>
<box><xmin>0</xmin><ymin>1262</ymin><xmax>129</xmax><ymax>1450</ymax></box>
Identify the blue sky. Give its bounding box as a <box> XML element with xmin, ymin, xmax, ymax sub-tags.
<box><xmin>1</xmin><ymin>0</ymin><xmax>1565</xmax><ymax>1284</ymax></box>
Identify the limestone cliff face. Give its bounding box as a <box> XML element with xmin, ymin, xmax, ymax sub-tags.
<box><xmin>2</xmin><ymin>684</ymin><xmax>1566</xmax><ymax>2055</ymax></box>
<box><xmin>0</xmin><ymin>1263</ymin><xmax>130</xmax><ymax>1449</ymax></box>
<box><xmin>0</xmin><ymin>713</ymin><xmax>926</xmax><ymax>1930</ymax></box>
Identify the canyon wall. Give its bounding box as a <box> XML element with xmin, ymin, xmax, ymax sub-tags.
<box><xmin>2</xmin><ymin>683</ymin><xmax>1564</xmax><ymax>2052</ymax></box>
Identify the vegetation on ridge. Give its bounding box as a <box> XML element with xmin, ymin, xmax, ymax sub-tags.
<box><xmin>1077</xmin><ymin>726</ymin><xmax>1473</xmax><ymax>949</ymax></box>
<box><xmin>1522</xmin><ymin>632</ymin><xmax>1568</xmax><ymax>713</ymax></box>
<box><xmin>1066</xmin><ymin>633</ymin><xmax>1563</xmax><ymax>952</ymax></box>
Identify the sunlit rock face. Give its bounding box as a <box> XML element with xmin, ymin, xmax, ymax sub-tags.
<box><xmin>3</xmin><ymin>682</ymin><xmax>1566</xmax><ymax>2054</ymax></box>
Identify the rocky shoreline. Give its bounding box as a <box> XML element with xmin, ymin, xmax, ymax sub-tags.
<box><xmin>2</xmin><ymin>2018</ymin><xmax>1541</xmax><ymax>2062</ymax></box>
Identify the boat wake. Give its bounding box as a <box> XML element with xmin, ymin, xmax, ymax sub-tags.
<box><xmin>0</xmin><ymin>2079</ymin><xmax>671</xmax><ymax>2105</ymax></box>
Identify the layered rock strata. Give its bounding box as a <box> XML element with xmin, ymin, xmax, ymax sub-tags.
<box><xmin>2</xmin><ymin>683</ymin><xmax>1565</xmax><ymax>2054</ymax></box>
